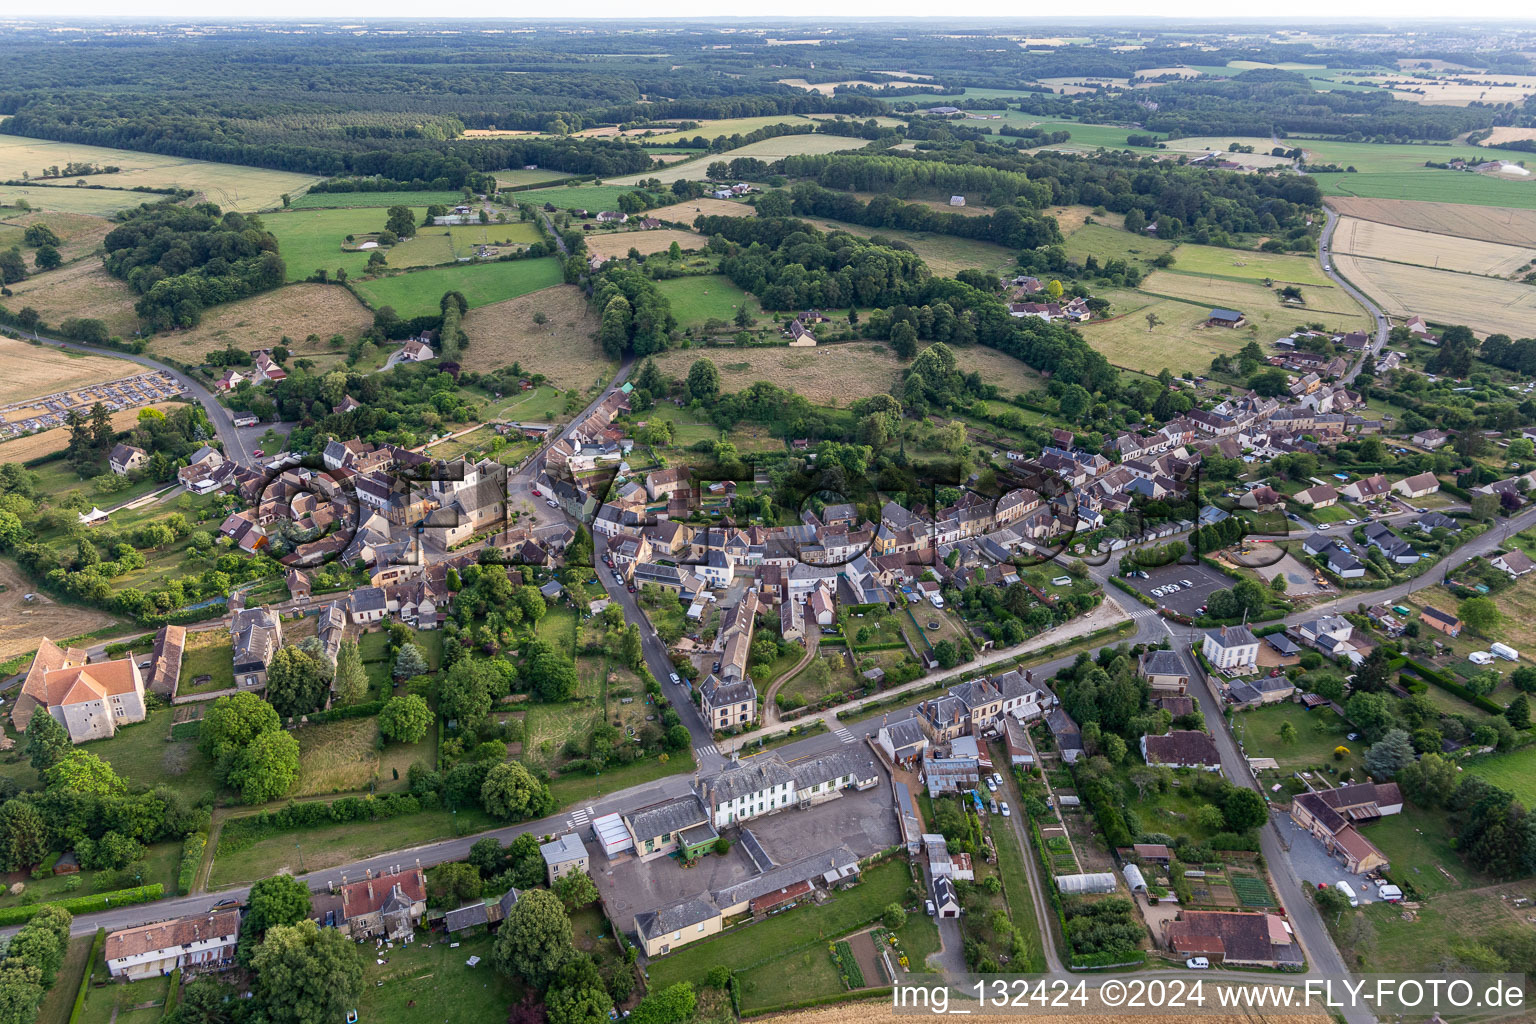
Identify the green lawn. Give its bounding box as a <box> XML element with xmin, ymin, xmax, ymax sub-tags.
<box><xmin>76</xmin><ymin>973</ymin><xmax>170</xmax><ymax>1024</ymax></box>
<box><xmin>653</xmin><ymin>274</ymin><xmax>758</xmax><ymax>326</ymax></box>
<box><xmin>287</xmin><ymin>190</ymin><xmax>466</xmax><ymax>210</ymax></box>
<box><xmin>266</xmin><ymin>206</ymin><xmax>432</xmax><ymax>282</ymax></box>
<box><xmin>1025</xmin><ymin>119</ymin><xmax>1166</xmax><ymax>150</ymax></box>
<box><xmin>0</xmin><ymin>707</ymin><xmax>220</xmax><ymax>803</ymax></box>
<box><xmin>1229</xmin><ymin>702</ymin><xmax>1361</xmax><ymax>774</ymax></box>
<box><xmin>646</xmin><ymin>858</ymin><xmax>911</xmax><ymax>992</ymax></box>
<box><xmin>1366</xmin><ymin>811</ymin><xmax>1481</xmax><ymax>899</ymax></box>
<box><xmin>356</xmin><ymin>929</ymin><xmax>524</xmax><ymax>1024</ymax></box>
<box><xmin>1308</xmin><ymin>503</ymin><xmax>1354</xmax><ymax>524</ymax></box>
<box><xmin>1063</xmin><ymin>221</ymin><xmax>1175</xmax><ymax>265</ymax></box>
<box><xmin>37</xmin><ymin>934</ymin><xmax>93</xmax><ymax>1024</ymax></box>
<box><xmin>1166</xmin><ymin>241</ymin><xmax>1331</xmax><ymax>287</ymax></box>
<box><xmin>1465</xmin><ymin>745</ymin><xmax>1536</xmax><ymax>808</ymax></box>
<box><xmin>519</xmin><ymin>184</ymin><xmax>658</xmax><ymax>211</ymax></box>
<box><xmin>178</xmin><ymin>631</ymin><xmax>234</xmax><ymax>694</ymax></box>
<box><xmin>352</xmin><ymin>258</ymin><xmax>565</xmax><ymax>317</ymax></box>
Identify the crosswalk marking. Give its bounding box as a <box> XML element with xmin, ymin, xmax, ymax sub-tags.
<box><xmin>694</xmin><ymin>743</ymin><xmax>719</xmax><ymax>758</ymax></box>
<box><xmin>566</xmin><ymin>806</ymin><xmax>592</xmax><ymax>829</ymax></box>
<box><xmin>832</xmin><ymin>726</ymin><xmax>857</xmax><ymax>744</ymax></box>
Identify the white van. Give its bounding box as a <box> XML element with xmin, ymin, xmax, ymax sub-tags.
<box><xmin>1185</xmin><ymin>957</ymin><xmax>1210</xmax><ymax>970</ymax></box>
<box><xmin>1335</xmin><ymin>880</ymin><xmax>1358</xmax><ymax>907</ymax></box>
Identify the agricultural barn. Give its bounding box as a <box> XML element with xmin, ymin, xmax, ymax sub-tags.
<box><xmin>1207</xmin><ymin>308</ymin><xmax>1246</xmax><ymax>328</ymax></box>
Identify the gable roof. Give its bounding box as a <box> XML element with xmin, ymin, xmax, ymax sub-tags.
<box><xmin>1143</xmin><ymin>730</ymin><xmax>1221</xmax><ymax>767</ymax></box>
<box><xmin>105</xmin><ymin>908</ymin><xmax>241</xmax><ymax>961</ymax></box>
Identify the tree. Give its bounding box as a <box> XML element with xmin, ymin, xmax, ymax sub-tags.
<box><xmin>1508</xmin><ymin>694</ymin><xmax>1532</xmax><ymax>731</ymax></box>
<box><xmin>1045</xmin><ymin>279</ymin><xmax>1064</xmax><ymax>301</ymax></box>
<box><xmin>24</xmin><ymin>713</ymin><xmax>69</xmax><ymax>774</ymax></box>
<box><xmin>506</xmin><ymin>833</ymin><xmax>546</xmax><ymax>889</ymax></box>
<box><xmin>553</xmin><ymin>870</ymin><xmax>599</xmax><ymax>910</ymax></box>
<box><xmin>1278</xmin><ymin>721</ymin><xmax>1298</xmax><ymax>745</ymax></box>
<box><xmin>1145</xmin><ymin>312</ymin><xmax>1162</xmax><ymax>332</ymax></box>
<box><xmin>1194</xmin><ymin>804</ymin><xmax>1227</xmax><ymax>832</ymax></box>
<box><xmin>890</xmin><ymin>321</ymin><xmax>918</xmax><ymax>359</ymax></box>
<box><xmin>439</xmin><ymin>658</ymin><xmax>497</xmax><ymax>726</ymax></box>
<box><xmin>525</xmin><ymin>637</ymin><xmax>578</xmax><ymax>702</ymax></box>
<box><xmin>45</xmin><ymin>750</ymin><xmax>124</xmax><ymax>796</ymax></box>
<box><xmin>620</xmin><ymin>623</ymin><xmax>644</xmax><ymax>671</ymax></box>
<box><xmin>1364</xmin><ymin>728</ymin><xmax>1415</xmax><ymax>778</ymax></box>
<box><xmin>238</xmin><ymin>873</ymin><xmax>313</xmax><ymax>964</ymax></box>
<box><xmin>1460</xmin><ymin>596</ymin><xmax>1503</xmax><ymax>636</ymax></box>
<box><xmin>493</xmin><ymin>888</ymin><xmax>574</xmax><ymax>988</ymax></box>
<box><xmin>687</xmin><ymin>358</ymin><xmax>720</xmax><ymax>403</ymax></box>
<box><xmin>1398</xmin><ymin>752</ymin><xmax>1457</xmax><ymax>808</ymax></box>
<box><xmin>0</xmin><ymin>801</ymin><xmax>48</xmax><ymax>871</ymax></box>
<box><xmin>379</xmin><ymin>694</ymin><xmax>432</xmax><ymax>744</ymax></box>
<box><xmin>201</xmin><ymin>692</ymin><xmax>281</xmax><ymax>764</ymax></box>
<box><xmin>333</xmin><ymin>640</ymin><xmax>369</xmax><ymax>706</ymax></box>
<box><xmin>546</xmin><ymin>954</ymin><xmax>612</xmax><ymax>1024</ymax></box>
<box><xmin>630</xmin><ymin>982</ymin><xmax>696</xmax><ymax>1024</ymax></box>
<box><xmin>32</xmin><ymin>245</ymin><xmax>61</xmax><ymax>271</ymax></box>
<box><xmin>1345</xmin><ymin>691</ymin><xmax>1396</xmax><ymax>743</ymax></box>
<box><xmin>384</xmin><ymin>205</ymin><xmax>417</xmax><ymax>239</ymax></box>
<box><xmin>1514</xmin><ymin>666</ymin><xmax>1536</xmax><ymax>694</ymax></box>
<box><xmin>1222</xmin><ymin>788</ymin><xmax>1268</xmax><ymax>832</ymax></box>
<box><xmin>883</xmin><ymin>902</ymin><xmax>907</xmax><ymax>930</ymax></box>
<box><xmin>265</xmin><ymin>647</ymin><xmax>329</xmax><ymax>718</ymax></box>
<box><xmin>394</xmin><ymin>641</ymin><xmax>428</xmax><ymax>679</ymax></box>
<box><xmin>431</xmin><ymin>861</ymin><xmax>483</xmax><ymax>907</ymax></box>
<box><xmin>482</xmin><ymin>761</ymin><xmax>553</xmax><ymax>821</ymax></box>
<box><xmin>1351</xmin><ymin>645</ymin><xmax>1394</xmax><ymax>694</ymax></box>
<box><xmin>229</xmin><ymin>729</ymin><xmax>300</xmax><ymax>803</ymax></box>
<box><xmin>250</xmin><ymin>920</ymin><xmax>363</xmax><ymax>1024</ymax></box>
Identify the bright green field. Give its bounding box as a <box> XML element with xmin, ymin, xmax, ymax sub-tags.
<box><xmin>1063</xmin><ymin>221</ymin><xmax>1175</xmax><ymax>264</ymax></box>
<box><xmin>655</xmin><ymin>274</ymin><xmax>758</xmax><ymax>324</ymax></box>
<box><xmin>1298</xmin><ymin>138</ymin><xmax>1534</xmax><ymax>174</ymax></box>
<box><xmin>1165</xmin><ymin>241</ymin><xmax>1331</xmax><ymax>286</ymax></box>
<box><xmin>493</xmin><ymin>168</ymin><xmax>575</xmax><ymax>188</ymax></box>
<box><xmin>266</xmin><ymin>206</ymin><xmax>430</xmax><ymax>282</ymax></box>
<box><xmin>1318</xmin><ymin>170</ymin><xmax>1536</xmax><ymax>209</ymax></box>
<box><xmin>1466</xmin><ymin>746</ymin><xmax>1536</xmax><ymax>808</ymax></box>
<box><xmin>519</xmin><ymin>184</ymin><xmax>657</xmax><ymax>211</ymax></box>
<box><xmin>352</xmin><ymin>258</ymin><xmax>565</xmax><ymax>316</ymax></box>
<box><xmin>287</xmin><ymin>189</ymin><xmax>466</xmax><ymax>209</ymax></box>
<box><xmin>1023</xmin><ymin>118</ymin><xmax>1166</xmax><ymax>150</ymax></box>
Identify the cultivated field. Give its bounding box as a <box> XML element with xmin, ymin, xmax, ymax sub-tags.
<box><xmin>1331</xmin><ymin>255</ymin><xmax>1536</xmax><ymax>336</ymax></box>
<box><xmin>0</xmin><ymin>336</ymin><xmax>139</xmax><ymax>405</ymax></box>
<box><xmin>1324</xmin><ymin>196</ymin><xmax>1536</xmax><ymax>248</ymax></box>
<box><xmin>777</xmin><ymin>78</ymin><xmax>884</xmax><ymax>94</ymax></box>
<box><xmin>1142</xmin><ymin>271</ymin><xmax>1371</xmax><ymax>326</ymax></box>
<box><xmin>0</xmin><ymin>185</ymin><xmax>149</xmax><ymax>216</ymax></box>
<box><xmin>1332</xmin><ymin>216</ymin><xmax>1536</xmax><ymax>277</ymax></box>
<box><xmin>630</xmin><ymin>115</ymin><xmax>821</xmax><ymax>145</ymax></box>
<box><xmin>142</xmin><ymin>285</ymin><xmax>374</xmax><ymax>364</ymax></box>
<box><xmin>0</xmin><ymin>401</ymin><xmax>181</xmax><ymax>463</ymax></box>
<box><xmin>493</xmin><ymin>168</ymin><xmax>574</xmax><ymax>188</ymax></box>
<box><xmin>351</xmin><ymin>257</ymin><xmax>565</xmax><ymax>317</ymax></box>
<box><xmin>4</xmin><ymin>260</ymin><xmax>140</xmax><ymax>336</ymax></box>
<box><xmin>608</xmin><ymin>135</ymin><xmax>871</xmax><ymax>185</ymax></box>
<box><xmin>0</xmin><ymin>211</ymin><xmax>112</xmax><ymax>265</ymax></box>
<box><xmin>518</xmin><ymin>184</ymin><xmax>658</xmax><ymax>211</ymax></box>
<box><xmin>1475</xmin><ymin>127</ymin><xmax>1536</xmax><ymax>147</ymax></box>
<box><xmin>646</xmin><ymin>197</ymin><xmax>756</xmax><ymax>223</ymax></box>
<box><xmin>1365</xmin><ymin>74</ymin><xmax>1536</xmax><ymax>106</ymax></box>
<box><xmin>1167</xmin><ymin>241</ymin><xmax>1333</xmax><ymax>286</ymax></box>
<box><xmin>651</xmin><ymin>342</ymin><xmax>906</xmax><ymax>404</ymax></box>
<box><xmin>0</xmin><ymin>134</ymin><xmax>318</xmax><ymax>211</ymax></box>
<box><xmin>585</xmin><ymin>228</ymin><xmax>702</xmax><ymax>260</ymax></box>
<box><xmin>1152</xmin><ymin>136</ymin><xmax>1297</xmax><ymax>168</ymax></box>
<box><xmin>0</xmin><ymin>558</ymin><xmax>116</xmax><ymax>661</ymax></box>
<box><xmin>460</xmin><ymin>284</ymin><xmax>612</xmax><ymax>387</ymax></box>
<box><xmin>1320</xmin><ymin>170</ymin><xmax>1536</xmax><ymax>209</ymax></box>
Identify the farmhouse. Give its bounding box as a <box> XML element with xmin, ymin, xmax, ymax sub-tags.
<box><xmin>1206</xmin><ymin>308</ymin><xmax>1246</xmax><ymax>328</ymax></box>
<box><xmin>1164</xmin><ymin>911</ymin><xmax>1301</xmax><ymax>968</ymax></box>
<box><xmin>1291</xmin><ymin>782</ymin><xmax>1402</xmax><ymax>874</ymax></box>
<box><xmin>10</xmin><ymin>639</ymin><xmax>149</xmax><ymax>743</ymax></box>
<box><xmin>109</xmin><ymin>443</ymin><xmax>149</xmax><ymax>475</ymax></box>
<box><xmin>105</xmin><ymin>908</ymin><xmax>241</xmax><ymax>980</ymax></box>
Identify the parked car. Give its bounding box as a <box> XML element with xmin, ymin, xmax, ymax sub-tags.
<box><xmin>925</xmin><ymin>900</ymin><xmax>936</xmax><ymax>916</ymax></box>
<box><xmin>1185</xmin><ymin>957</ymin><xmax>1210</xmax><ymax>970</ymax></box>
<box><xmin>989</xmin><ymin>799</ymin><xmax>999</xmax><ymax>814</ymax></box>
<box><xmin>1181</xmin><ymin>579</ymin><xmax>1194</xmax><ymax>588</ymax></box>
<box><xmin>992</xmin><ymin>773</ymin><xmax>1003</xmax><ymax>786</ymax></box>
<box><xmin>1345</xmin><ymin>518</ymin><xmax>1359</xmax><ymax>525</ymax></box>
<box><xmin>985</xmin><ymin>779</ymin><xmax>998</xmax><ymax>792</ymax></box>
<box><xmin>531</xmin><ymin>488</ymin><xmax>541</xmax><ymax>496</ymax></box>
<box><xmin>1000</xmin><ymin>802</ymin><xmax>1011</xmax><ymax>817</ymax></box>
<box><xmin>546</xmin><ymin>499</ymin><xmax>560</xmax><ymax>508</ymax></box>
<box><xmin>669</xmin><ymin>673</ymin><xmax>681</xmax><ymax>686</ymax></box>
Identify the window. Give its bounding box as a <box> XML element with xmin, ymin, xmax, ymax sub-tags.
<box><xmin>697</xmin><ymin>922</ymin><xmax>706</xmax><ymax>932</ymax></box>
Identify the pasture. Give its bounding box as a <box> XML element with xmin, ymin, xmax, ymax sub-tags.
<box><xmin>650</xmin><ymin>343</ymin><xmax>905</xmax><ymax>405</ymax></box>
<box><xmin>0</xmin><ymin>335</ymin><xmax>138</xmax><ymax>405</ymax></box>
<box><xmin>0</xmin><ymin>184</ymin><xmax>150</xmax><ymax>216</ymax></box>
<box><xmin>1320</xmin><ymin>170</ymin><xmax>1536</xmax><ymax>209</ymax></box>
<box><xmin>383</xmin><ymin>225</ymin><xmax>542</xmax><ymax>268</ymax></box>
<box><xmin>264</xmin><ymin>206</ymin><xmax>431</xmax><ymax>283</ymax></box>
<box><xmin>654</xmin><ymin>274</ymin><xmax>760</xmax><ymax>325</ymax></box>
<box><xmin>1062</xmin><ymin>221</ymin><xmax>1175</xmax><ymax>265</ymax></box>
<box><xmin>630</xmin><ymin>114</ymin><xmax>820</xmax><ymax>145</ymax></box>
<box><xmin>460</xmin><ymin>284</ymin><xmax>613</xmax><ymax>387</ymax></box>
<box><xmin>0</xmin><ymin>134</ymin><xmax>318</xmax><ymax>210</ymax></box>
<box><xmin>1331</xmin><ymin>255</ymin><xmax>1536</xmax><ymax>337</ymax></box>
<box><xmin>351</xmin><ymin>258</ymin><xmax>565</xmax><ymax>317</ymax></box>
<box><xmin>1142</xmin><ymin>271</ymin><xmax>1371</xmax><ymax>328</ymax></box>
<box><xmin>284</xmin><ymin>189</ymin><xmax>465</xmax><ymax>210</ymax></box>
<box><xmin>1467</xmin><ymin>747</ymin><xmax>1536</xmax><ymax>808</ymax></box>
<box><xmin>0</xmin><ymin>210</ymin><xmax>112</xmax><ymax>265</ymax></box>
<box><xmin>493</xmin><ymin>167</ymin><xmax>574</xmax><ymax>188</ymax></box>
<box><xmin>645</xmin><ymin>197</ymin><xmax>756</xmax><ymax>223</ymax></box>
<box><xmin>608</xmin><ymin>134</ymin><xmax>871</xmax><ymax>186</ymax></box>
<box><xmin>1077</xmin><ymin>289</ymin><xmax>1277</xmax><ymax>377</ymax></box>
<box><xmin>142</xmin><ymin>285</ymin><xmax>374</xmax><ymax>365</ymax></box>
<box><xmin>804</xmin><ymin>216</ymin><xmax>1015</xmax><ymax>276</ymax></box>
<box><xmin>520</xmin><ymin>184</ymin><xmax>657</xmax><ymax>211</ymax></box>
<box><xmin>1325</xmin><ymin>196</ymin><xmax>1536</xmax><ymax>248</ymax></box>
<box><xmin>7</xmin><ymin>261</ymin><xmax>140</xmax><ymax>337</ymax></box>
<box><xmin>1167</xmin><ymin>242</ymin><xmax>1333</xmax><ymax>286</ymax></box>
<box><xmin>1300</xmin><ymin>137</ymin><xmax>1536</xmax><ymax>174</ymax></box>
<box><xmin>1332</xmin><ymin>216</ymin><xmax>1536</xmax><ymax>278</ymax></box>
<box><xmin>1025</xmin><ymin>119</ymin><xmax>1167</xmax><ymax>151</ymax></box>
<box><xmin>585</xmin><ymin>227</ymin><xmax>703</xmax><ymax>260</ymax></box>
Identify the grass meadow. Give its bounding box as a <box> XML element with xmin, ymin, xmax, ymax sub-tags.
<box><xmin>518</xmin><ymin>184</ymin><xmax>659</xmax><ymax>211</ymax></box>
<box><xmin>653</xmin><ymin>274</ymin><xmax>759</xmax><ymax>325</ymax></box>
<box><xmin>352</xmin><ymin>258</ymin><xmax>565</xmax><ymax>316</ymax></box>
<box><xmin>285</xmin><ymin>189</ymin><xmax>466</xmax><ymax>210</ymax></box>
<box><xmin>265</xmin><ymin>206</ymin><xmax>429</xmax><ymax>282</ymax></box>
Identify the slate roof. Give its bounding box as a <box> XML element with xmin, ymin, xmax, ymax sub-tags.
<box><xmin>635</xmin><ymin>895</ymin><xmax>719</xmax><ymax>941</ymax></box>
<box><xmin>540</xmin><ymin>833</ymin><xmax>588</xmax><ymax>867</ymax></box>
<box><xmin>1140</xmin><ymin>649</ymin><xmax>1190</xmax><ymax>677</ymax></box>
<box><xmin>625</xmin><ymin>794</ymin><xmax>708</xmax><ymax>840</ymax></box>
<box><xmin>1143</xmin><ymin>730</ymin><xmax>1222</xmax><ymax>767</ymax></box>
<box><xmin>701</xmin><ymin>755</ymin><xmax>795</xmax><ymax>805</ymax></box>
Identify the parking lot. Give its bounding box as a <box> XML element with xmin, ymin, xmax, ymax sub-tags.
<box><xmin>1119</xmin><ymin>561</ymin><xmax>1233</xmax><ymax>617</ymax></box>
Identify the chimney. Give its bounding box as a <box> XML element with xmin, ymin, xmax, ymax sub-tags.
<box><xmin>367</xmin><ymin>881</ymin><xmax>375</xmax><ymax>901</ymax></box>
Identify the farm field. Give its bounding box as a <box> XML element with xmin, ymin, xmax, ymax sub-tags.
<box><xmin>0</xmin><ymin>401</ymin><xmax>180</xmax><ymax>463</ymax></box>
<box><xmin>1077</xmin><ymin>289</ymin><xmax>1269</xmax><ymax>376</ymax></box>
<box><xmin>650</xmin><ymin>342</ymin><xmax>905</xmax><ymax>405</ymax></box>
<box><xmin>0</xmin><ymin>558</ymin><xmax>116</xmax><ymax>661</ymax></box>
<box><xmin>1142</xmin><ymin>271</ymin><xmax>1371</xmax><ymax>328</ymax></box>
<box><xmin>1318</xmin><ymin>169</ymin><xmax>1536</xmax><ymax>209</ymax></box>
<box><xmin>0</xmin><ymin>184</ymin><xmax>151</xmax><ymax>216</ymax></box>
<box><xmin>142</xmin><ymin>284</ymin><xmax>373</xmax><ymax>365</ymax></box>
<box><xmin>1298</xmin><ymin>138</ymin><xmax>1536</xmax><ymax>173</ymax></box>
<box><xmin>493</xmin><ymin>167</ymin><xmax>574</xmax><ymax>188</ymax></box>
<box><xmin>1333</xmin><ymin>216</ymin><xmax>1536</xmax><ymax>277</ymax></box>
<box><xmin>1324</xmin><ymin>196</ymin><xmax>1536</xmax><ymax>247</ymax></box>
<box><xmin>1062</xmin><ymin>221</ymin><xmax>1175</xmax><ymax>265</ymax></box>
<box><xmin>284</xmin><ymin>189</ymin><xmax>464</xmax><ymax>210</ymax></box>
<box><xmin>629</xmin><ymin>114</ymin><xmax>820</xmax><ymax>144</ymax></box>
<box><xmin>585</xmin><ymin>227</ymin><xmax>703</xmax><ymax>260</ymax></box>
<box><xmin>460</xmin><ymin>284</ymin><xmax>612</xmax><ymax>386</ymax></box>
<box><xmin>949</xmin><ymin>343</ymin><xmax>1045</xmax><ymax>396</ymax></box>
<box><xmin>1022</xmin><ymin>119</ymin><xmax>1165</xmax><ymax>153</ymax></box>
<box><xmin>0</xmin><ymin>210</ymin><xmax>112</xmax><ymax>265</ymax></box>
<box><xmin>265</xmin><ymin>206</ymin><xmax>431</xmax><ymax>283</ymax></box>
<box><xmin>0</xmin><ymin>133</ymin><xmax>319</xmax><ymax>210</ymax></box>
<box><xmin>1467</xmin><ymin>746</ymin><xmax>1536</xmax><ymax>808</ymax></box>
<box><xmin>519</xmin><ymin>184</ymin><xmax>658</xmax><ymax>211</ymax></box>
<box><xmin>646</xmin><ymin>197</ymin><xmax>756</xmax><ymax>222</ymax></box>
<box><xmin>1476</xmin><ymin>127</ymin><xmax>1536</xmax><ymax>147</ymax></box>
<box><xmin>390</xmin><ymin>222</ymin><xmax>545</xmax><ymax>268</ymax></box>
<box><xmin>804</xmin><ymin>216</ymin><xmax>1015</xmax><ymax>276</ymax></box>
<box><xmin>608</xmin><ymin>134</ymin><xmax>872</xmax><ymax>185</ymax></box>
<box><xmin>653</xmin><ymin>273</ymin><xmax>760</xmax><ymax>326</ymax></box>
<box><xmin>1049</xmin><ymin>204</ymin><xmax>1124</xmax><ymax>233</ymax></box>
<box><xmin>777</xmin><ymin>77</ymin><xmax>885</xmax><ymax>94</ymax></box>
<box><xmin>1331</xmin><ymin>255</ymin><xmax>1536</xmax><ymax>336</ymax></box>
<box><xmin>1335</xmin><ymin>878</ymin><xmax>1536</xmax><ymax>975</ymax></box>
<box><xmin>1166</xmin><ymin>241</ymin><xmax>1333</xmax><ymax>286</ymax></box>
<box><xmin>5</xmin><ymin>259</ymin><xmax>139</xmax><ymax>336</ymax></box>
<box><xmin>1147</xmin><ymin>136</ymin><xmax>1297</xmax><ymax>167</ymax></box>
<box><xmin>352</xmin><ymin>257</ymin><xmax>565</xmax><ymax>317</ymax></box>
<box><xmin>1362</xmin><ymin>73</ymin><xmax>1536</xmax><ymax>106</ymax></box>
<box><xmin>0</xmin><ymin>335</ymin><xmax>139</xmax><ymax>404</ymax></box>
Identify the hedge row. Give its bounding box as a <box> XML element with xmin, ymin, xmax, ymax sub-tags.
<box><xmin>67</xmin><ymin>929</ymin><xmax>107</xmax><ymax>1024</ymax></box>
<box><xmin>177</xmin><ymin>831</ymin><xmax>207</xmax><ymax>895</ymax></box>
<box><xmin>217</xmin><ymin>794</ymin><xmax>423</xmax><ymax>854</ymax></box>
<box><xmin>1108</xmin><ymin>577</ymin><xmax>1155</xmax><ymax>607</ymax></box>
<box><xmin>1401</xmin><ymin>660</ymin><xmax>1504</xmax><ymax>715</ymax></box>
<box><xmin>749</xmin><ymin>988</ymin><xmax>895</xmax><ymax>1016</ymax></box>
<box><xmin>161</xmin><ymin>968</ymin><xmax>182</xmax><ymax>1019</ymax></box>
<box><xmin>0</xmin><ymin>884</ymin><xmax>164</xmax><ymax>925</ymax></box>
<box><xmin>305</xmin><ymin>699</ymin><xmax>386</xmax><ymax>724</ymax></box>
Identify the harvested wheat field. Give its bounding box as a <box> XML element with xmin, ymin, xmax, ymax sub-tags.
<box><xmin>1333</xmin><ymin>254</ymin><xmax>1536</xmax><ymax>336</ymax></box>
<box><xmin>1333</xmin><ymin>216</ymin><xmax>1536</xmax><ymax>278</ymax></box>
<box><xmin>647</xmin><ymin>198</ymin><xmax>756</xmax><ymax>223</ymax></box>
<box><xmin>0</xmin><ymin>401</ymin><xmax>181</xmax><ymax>462</ymax></box>
<box><xmin>5</xmin><ymin>260</ymin><xmax>139</xmax><ymax>337</ymax></box>
<box><xmin>586</xmin><ymin>229</ymin><xmax>704</xmax><ymax>260</ymax></box>
<box><xmin>461</xmin><ymin>285</ymin><xmax>613</xmax><ymax>387</ymax></box>
<box><xmin>1325</xmin><ymin>196</ymin><xmax>1536</xmax><ymax>248</ymax></box>
<box><xmin>0</xmin><ymin>559</ymin><xmax>116</xmax><ymax>661</ymax></box>
<box><xmin>1476</xmin><ymin>127</ymin><xmax>1536</xmax><ymax>147</ymax></box>
<box><xmin>0</xmin><ymin>336</ymin><xmax>140</xmax><ymax>405</ymax></box>
<box><xmin>143</xmin><ymin>285</ymin><xmax>374</xmax><ymax>364</ymax></box>
<box><xmin>650</xmin><ymin>343</ymin><xmax>905</xmax><ymax>405</ymax></box>
<box><xmin>0</xmin><ymin>211</ymin><xmax>113</xmax><ymax>265</ymax></box>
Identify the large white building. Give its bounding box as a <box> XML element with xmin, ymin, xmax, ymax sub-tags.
<box><xmin>1201</xmin><ymin>625</ymin><xmax>1259</xmax><ymax>675</ymax></box>
<box><xmin>105</xmin><ymin>908</ymin><xmax>241</xmax><ymax>980</ymax></box>
<box><xmin>11</xmin><ymin>638</ymin><xmax>148</xmax><ymax>743</ymax></box>
<box><xmin>695</xmin><ymin>749</ymin><xmax>879</xmax><ymax>828</ymax></box>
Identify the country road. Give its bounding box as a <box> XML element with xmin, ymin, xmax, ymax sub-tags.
<box><xmin>1318</xmin><ymin>208</ymin><xmax>1390</xmax><ymax>384</ymax></box>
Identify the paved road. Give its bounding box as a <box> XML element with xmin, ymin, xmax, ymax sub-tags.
<box><xmin>1318</xmin><ymin>208</ymin><xmax>1390</xmax><ymax>384</ymax></box>
<box><xmin>19</xmin><ymin>326</ymin><xmax>261</xmax><ymax>464</ymax></box>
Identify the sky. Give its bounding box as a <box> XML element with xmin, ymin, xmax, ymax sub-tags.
<box><xmin>12</xmin><ymin>4</ymin><xmax>1536</xmax><ymax>20</ymax></box>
